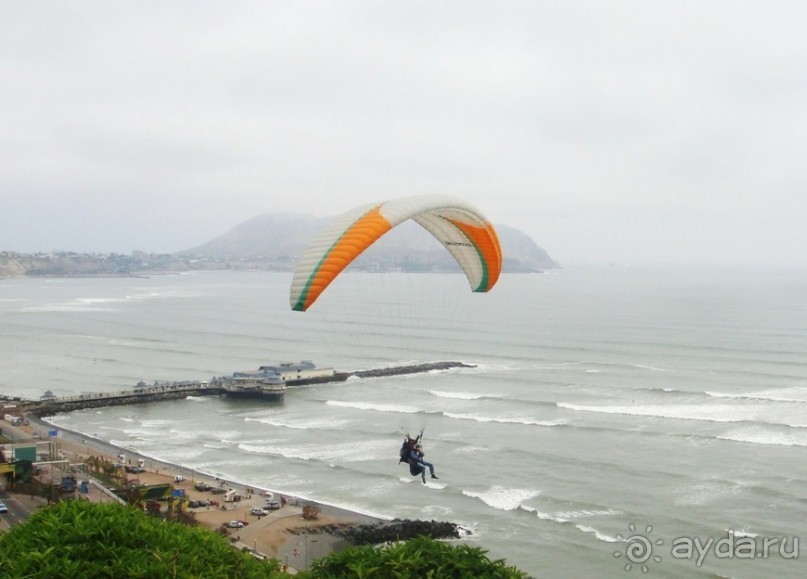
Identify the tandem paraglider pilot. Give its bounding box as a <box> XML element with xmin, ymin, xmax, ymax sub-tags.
<box><xmin>400</xmin><ymin>433</ymin><xmax>438</xmax><ymax>484</ymax></box>
<box><xmin>411</xmin><ymin>443</ymin><xmax>438</xmax><ymax>483</ymax></box>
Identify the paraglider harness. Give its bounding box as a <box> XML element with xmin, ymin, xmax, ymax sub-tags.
<box><xmin>399</xmin><ymin>430</ymin><xmax>424</xmax><ymax>477</ymax></box>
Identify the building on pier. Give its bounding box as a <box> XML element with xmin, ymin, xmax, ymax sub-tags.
<box><xmin>216</xmin><ymin>361</ymin><xmax>335</xmax><ymax>397</ymax></box>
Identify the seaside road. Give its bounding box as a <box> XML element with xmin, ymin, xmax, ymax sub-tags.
<box><xmin>0</xmin><ymin>491</ymin><xmax>46</xmax><ymax>530</ymax></box>
<box><xmin>12</xmin><ymin>413</ymin><xmax>383</xmax><ymax>568</ymax></box>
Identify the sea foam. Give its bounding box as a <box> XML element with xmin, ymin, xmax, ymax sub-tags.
<box><xmin>238</xmin><ymin>438</ymin><xmax>391</xmax><ymax>463</ymax></box>
<box><xmin>444</xmin><ymin>412</ymin><xmax>567</xmax><ymax>427</ymax></box>
<box><xmin>462</xmin><ymin>485</ymin><xmax>540</xmax><ymax>511</ymax></box>
<box><xmin>326</xmin><ymin>400</ymin><xmax>421</xmax><ymax>414</ymax></box>
<box><xmin>717</xmin><ymin>427</ymin><xmax>807</xmax><ymax>447</ymax></box>
<box><xmin>558</xmin><ymin>402</ymin><xmax>807</xmax><ymax>428</ymax></box>
<box><xmin>706</xmin><ymin>386</ymin><xmax>807</xmax><ymax>403</ymax></box>
<box><xmin>429</xmin><ymin>390</ymin><xmax>497</xmax><ymax>400</ymax></box>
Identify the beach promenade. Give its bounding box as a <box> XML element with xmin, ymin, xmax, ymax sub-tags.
<box><xmin>2</xmin><ymin>416</ymin><xmax>382</xmax><ymax>572</ymax></box>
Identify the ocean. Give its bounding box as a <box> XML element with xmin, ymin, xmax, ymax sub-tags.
<box><xmin>1</xmin><ymin>268</ymin><xmax>805</xmax><ymax>578</ymax></box>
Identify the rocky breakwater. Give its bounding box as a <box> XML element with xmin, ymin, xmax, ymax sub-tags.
<box><xmin>290</xmin><ymin>518</ymin><xmax>470</xmax><ymax>546</ymax></box>
<box><xmin>352</xmin><ymin>361</ymin><xmax>474</xmax><ymax>379</ymax></box>
<box><xmin>286</xmin><ymin>361</ymin><xmax>475</xmax><ymax>386</ymax></box>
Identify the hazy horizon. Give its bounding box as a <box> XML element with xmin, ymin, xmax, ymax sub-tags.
<box><xmin>2</xmin><ymin>2</ymin><xmax>806</xmax><ymax>268</ymax></box>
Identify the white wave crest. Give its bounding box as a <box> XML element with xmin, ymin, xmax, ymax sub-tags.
<box><xmin>522</xmin><ymin>506</ymin><xmax>622</xmax><ymax>542</ymax></box>
<box><xmin>445</xmin><ymin>412</ymin><xmax>567</xmax><ymax>427</ymax></box>
<box><xmin>424</xmin><ymin>481</ymin><xmax>447</xmax><ymax>490</ymax></box>
<box><xmin>556</xmin><ymin>508</ymin><xmax>623</xmax><ymax>519</ymax></box>
<box><xmin>717</xmin><ymin>427</ymin><xmax>807</xmax><ymax>447</ymax></box>
<box><xmin>462</xmin><ymin>485</ymin><xmax>540</xmax><ymax>511</ymax></box>
<box><xmin>326</xmin><ymin>400</ymin><xmax>420</xmax><ymax>414</ymax></box>
<box><xmin>429</xmin><ymin>390</ymin><xmax>496</xmax><ymax>400</ymax></box>
<box><xmin>522</xmin><ymin>506</ymin><xmax>622</xmax><ymax>524</ymax></box>
<box><xmin>238</xmin><ymin>438</ymin><xmax>391</xmax><ymax>463</ymax></box>
<box><xmin>575</xmin><ymin>524</ymin><xmax>621</xmax><ymax>543</ymax></box>
<box><xmin>558</xmin><ymin>402</ymin><xmax>807</xmax><ymax>428</ymax></box>
<box><xmin>706</xmin><ymin>386</ymin><xmax>807</xmax><ymax>403</ymax></box>
<box><xmin>522</xmin><ymin>507</ymin><xmax>570</xmax><ymax>523</ymax></box>
<box><xmin>245</xmin><ymin>416</ymin><xmax>351</xmax><ymax>430</ymax></box>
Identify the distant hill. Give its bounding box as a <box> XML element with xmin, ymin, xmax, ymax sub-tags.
<box><xmin>182</xmin><ymin>214</ymin><xmax>559</xmax><ymax>273</ymax></box>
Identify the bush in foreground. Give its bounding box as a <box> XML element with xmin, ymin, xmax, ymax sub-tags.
<box><xmin>299</xmin><ymin>535</ymin><xmax>529</xmax><ymax>579</ymax></box>
<box><xmin>0</xmin><ymin>500</ymin><xmax>280</xmax><ymax>578</ymax></box>
<box><xmin>0</xmin><ymin>501</ymin><xmax>530</xmax><ymax>578</ymax></box>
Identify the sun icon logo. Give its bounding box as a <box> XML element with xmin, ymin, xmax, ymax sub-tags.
<box><xmin>614</xmin><ymin>523</ymin><xmax>663</xmax><ymax>573</ymax></box>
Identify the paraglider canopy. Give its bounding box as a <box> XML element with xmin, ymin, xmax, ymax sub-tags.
<box><xmin>290</xmin><ymin>194</ymin><xmax>502</xmax><ymax>311</ymax></box>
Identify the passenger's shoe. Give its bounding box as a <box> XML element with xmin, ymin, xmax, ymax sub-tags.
<box><xmin>431</xmin><ymin>474</ymin><xmax>439</xmax><ymax>479</ymax></box>
<box><xmin>422</xmin><ymin>478</ymin><xmax>426</xmax><ymax>484</ymax></box>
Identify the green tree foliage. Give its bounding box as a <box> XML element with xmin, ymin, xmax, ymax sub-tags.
<box><xmin>0</xmin><ymin>500</ymin><xmax>281</xmax><ymax>578</ymax></box>
<box><xmin>299</xmin><ymin>535</ymin><xmax>529</xmax><ymax>579</ymax></box>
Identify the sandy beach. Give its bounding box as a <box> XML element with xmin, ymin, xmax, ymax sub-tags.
<box><xmin>6</xmin><ymin>414</ymin><xmax>384</xmax><ymax>571</ymax></box>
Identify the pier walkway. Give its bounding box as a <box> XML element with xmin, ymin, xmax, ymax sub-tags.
<box><xmin>10</xmin><ymin>361</ymin><xmax>472</xmax><ymax>417</ymax></box>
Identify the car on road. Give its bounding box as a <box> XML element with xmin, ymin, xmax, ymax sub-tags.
<box><xmin>264</xmin><ymin>499</ymin><xmax>281</xmax><ymax>510</ymax></box>
<box><xmin>0</xmin><ymin>502</ymin><xmax>7</xmax><ymax>513</ymax></box>
<box><xmin>249</xmin><ymin>507</ymin><xmax>269</xmax><ymax>517</ymax></box>
<box><xmin>226</xmin><ymin>520</ymin><xmax>247</xmax><ymax>528</ymax></box>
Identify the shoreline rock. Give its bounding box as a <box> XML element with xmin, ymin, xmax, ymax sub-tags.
<box><xmin>290</xmin><ymin>519</ymin><xmax>469</xmax><ymax>546</ymax></box>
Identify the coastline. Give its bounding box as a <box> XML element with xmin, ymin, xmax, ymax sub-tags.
<box><xmin>3</xmin><ymin>359</ymin><xmax>477</xmax><ymax>569</ymax></box>
<box><xmin>18</xmin><ymin>413</ymin><xmax>386</xmax><ymax>570</ymax></box>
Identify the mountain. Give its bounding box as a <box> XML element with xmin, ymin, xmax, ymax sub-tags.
<box><xmin>182</xmin><ymin>213</ymin><xmax>559</xmax><ymax>273</ymax></box>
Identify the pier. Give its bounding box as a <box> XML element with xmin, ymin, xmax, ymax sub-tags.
<box><xmin>9</xmin><ymin>361</ymin><xmax>473</xmax><ymax>418</ymax></box>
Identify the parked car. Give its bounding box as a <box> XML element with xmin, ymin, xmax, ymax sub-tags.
<box><xmin>210</xmin><ymin>487</ymin><xmax>226</xmax><ymax>494</ymax></box>
<box><xmin>194</xmin><ymin>482</ymin><xmax>213</xmax><ymax>492</ymax></box>
<box><xmin>264</xmin><ymin>499</ymin><xmax>281</xmax><ymax>510</ymax></box>
<box><xmin>124</xmin><ymin>465</ymin><xmax>145</xmax><ymax>474</ymax></box>
<box><xmin>0</xmin><ymin>502</ymin><xmax>8</xmax><ymax>513</ymax></box>
<box><xmin>174</xmin><ymin>475</ymin><xmax>185</xmax><ymax>483</ymax></box>
<box><xmin>226</xmin><ymin>520</ymin><xmax>246</xmax><ymax>528</ymax></box>
<box><xmin>249</xmin><ymin>507</ymin><xmax>269</xmax><ymax>517</ymax></box>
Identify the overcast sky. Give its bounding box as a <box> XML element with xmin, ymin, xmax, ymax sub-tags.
<box><xmin>2</xmin><ymin>1</ymin><xmax>805</xmax><ymax>266</ymax></box>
